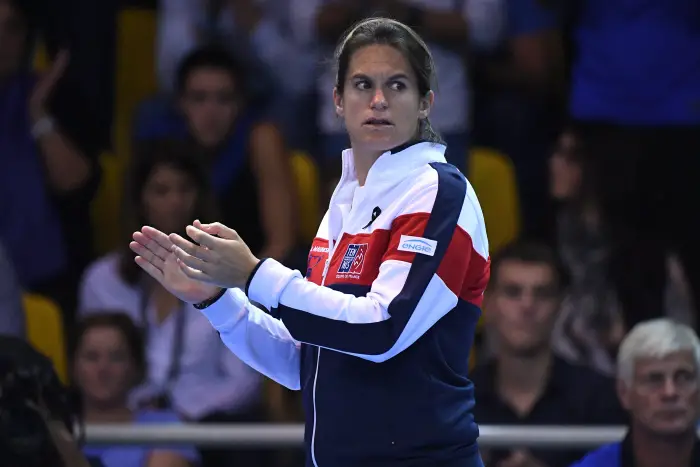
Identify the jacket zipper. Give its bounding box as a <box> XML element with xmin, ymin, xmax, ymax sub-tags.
<box><xmin>312</xmin><ymin>155</ymin><xmax>348</xmax><ymax>466</ymax></box>
<box><xmin>312</xmin><ymin>232</ymin><xmax>337</xmax><ymax>467</ymax></box>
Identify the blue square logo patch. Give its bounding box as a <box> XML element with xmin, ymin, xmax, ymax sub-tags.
<box><xmin>337</xmin><ymin>243</ymin><xmax>368</xmax><ymax>275</ymax></box>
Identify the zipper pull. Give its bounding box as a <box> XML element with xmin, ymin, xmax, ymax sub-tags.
<box><xmin>322</xmin><ymin>259</ymin><xmax>330</xmax><ymax>278</ymax></box>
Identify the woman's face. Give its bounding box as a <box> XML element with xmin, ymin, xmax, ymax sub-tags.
<box><xmin>180</xmin><ymin>67</ymin><xmax>239</xmax><ymax>148</ymax></box>
<box><xmin>549</xmin><ymin>131</ymin><xmax>582</xmax><ymax>200</ymax></box>
<box><xmin>334</xmin><ymin>44</ymin><xmax>432</xmax><ymax>154</ymax></box>
<box><xmin>73</xmin><ymin>326</ymin><xmax>135</xmax><ymax>406</ymax></box>
<box><xmin>141</xmin><ymin>164</ymin><xmax>198</xmax><ymax>234</ymax></box>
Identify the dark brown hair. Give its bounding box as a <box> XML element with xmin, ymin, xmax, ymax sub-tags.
<box><xmin>71</xmin><ymin>312</ymin><xmax>146</xmax><ymax>385</ymax></box>
<box><xmin>0</xmin><ymin>336</ymin><xmax>82</xmax><ymax>467</ymax></box>
<box><xmin>175</xmin><ymin>44</ymin><xmax>247</xmax><ymax>98</ymax></box>
<box><xmin>555</xmin><ymin>125</ymin><xmax>600</xmax><ymax>208</ymax></box>
<box><xmin>333</xmin><ymin>17</ymin><xmax>444</xmax><ymax>144</ymax></box>
<box><xmin>490</xmin><ymin>240</ymin><xmax>569</xmax><ymax>292</ymax></box>
<box><xmin>118</xmin><ymin>139</ymin><xmax>219</xmax><ymax>285</ymax></box>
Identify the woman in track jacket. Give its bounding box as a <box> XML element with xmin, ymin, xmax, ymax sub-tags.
<box><xmin>130</xmin><ymin>17</ymin><xmax>491</xmax><ymax>467</ymax></box>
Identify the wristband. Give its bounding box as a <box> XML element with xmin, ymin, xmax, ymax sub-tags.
<box><xmin>193</xmin><ymin>288</ymin><xmax>227</xmax><ymax>310</ymax></box>
<box><xmin>31</xmin><ymin>116</ymin><xmax>55</xmax><ymax>140</ymax></box>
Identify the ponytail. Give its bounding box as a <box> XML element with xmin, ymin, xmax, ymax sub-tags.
<box><xmin>418</xmin><ymin>118</ymin><xmax>445</xmax><ymax>145</ymax></box>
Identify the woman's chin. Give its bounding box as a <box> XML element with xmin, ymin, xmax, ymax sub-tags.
<box><xmin>355</xmin><ymin>133</ymin><xmax>406</xmax><ymax>153</ymax></box>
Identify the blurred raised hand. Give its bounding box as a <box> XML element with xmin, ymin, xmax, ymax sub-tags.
<box><xmin>29</xmin><ymin>49</ymin><xmax>69</xmax><ymax>122</ymax></box>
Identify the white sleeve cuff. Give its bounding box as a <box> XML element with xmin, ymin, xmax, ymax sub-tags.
<box><xmin>246</xmin><ymin>259</ymin><xmax>300</xmax><ymax>310</ymax></box>
<box><xmin>200</xmin><ymin>288</ymin><xmax>248</xmax><ymax>330</ymax></box>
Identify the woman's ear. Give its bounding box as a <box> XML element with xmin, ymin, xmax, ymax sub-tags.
<box><xmin>333</xmin><ymin>87</ymin><xmax>344</xmax><ymax>117</ymax></box>
<box><xmin>419</xmin><ymin>91</ymin><xmax>434</xmax><ymax>119</ymax></box>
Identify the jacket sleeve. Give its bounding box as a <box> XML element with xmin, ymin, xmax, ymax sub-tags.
<box><xmin>246</xmin><ymin>164</ymin><xmax>490</xmax><ymax>362</ymax></box>
<box><xmin>199</xmin><ymin>288</ymin><xmax>301</xmax><ymax>390</ymax></box>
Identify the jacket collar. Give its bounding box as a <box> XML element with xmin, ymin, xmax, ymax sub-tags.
<box><xmin>335</xmin><ymin>140</ymin><xmax>446</xmax><ymax>200</ymax></box>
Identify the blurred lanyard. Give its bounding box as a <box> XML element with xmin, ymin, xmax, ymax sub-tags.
<box><xmin>139</xmin><ymin>286</ymin><xmax>187</xmax><ymax>386</ymax></box>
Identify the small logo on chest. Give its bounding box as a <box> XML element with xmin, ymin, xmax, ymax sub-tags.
<box><xmin>337</xmin><ymin>243</ymin><xmax>368</xmax><ymax>276</ymax></box>
<box><xmin>306</xmin><ymin>254</ymin><xmax>324</xmax><ymax>278</ymax></box>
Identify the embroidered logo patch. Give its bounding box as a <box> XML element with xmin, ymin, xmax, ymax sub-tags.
<box><xmin>397</xmin><ymin>235</ymin><xmax>438</xmax><ymax>256</ymax></box>
<box><xmin>337</xmin><ymin>243</ymin><xmax>368</xmax><ymax>275</ymax></box>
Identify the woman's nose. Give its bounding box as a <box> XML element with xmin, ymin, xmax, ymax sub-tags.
<box><xmin>370</xmin><ymin>88</ymin><xmax>388</xmax><ymax>110</ymax></box>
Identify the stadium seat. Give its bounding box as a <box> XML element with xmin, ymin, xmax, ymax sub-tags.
<box><xmin>33</xmin><ymin>8</ymin><xmax>159</xmax><ymax>160</ymax></box>
<box><xmin>32</xmin><ymin>39</ymin><xmax>49</xmax><ymax>72</ymax></box>
<box><xmin>468</xmin><ymin>147</ymin><xmax>521</xmax><ymax>254</ymax></box>
<box><xmin>290</xmin><ymin>151</ymin><xmax>321</xmax><ymax>243</ymax></box>
<box><xmin>89</xmin><ymin>8</ymin><xmax>157</xmax><ymax>253</ymax></box>
<box><xmin>23</xmin><ymin>294</ymin><xmax>68</xmax><ymax>384</ymax></box>
<box><xmin>114</xmin><ymin>8</ymin><xmax>159</xmax><ymax>161</ymax></box>
<box><xmin>91</xmin><ymin>151</ymin><xmax>127</xmax><ymax>255</ymax></box>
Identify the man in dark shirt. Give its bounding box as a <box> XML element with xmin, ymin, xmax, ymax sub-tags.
<box><xmin>472</xmin><ymin>241</ymin><xmax>626</xmax><ymax>467</ymax></box>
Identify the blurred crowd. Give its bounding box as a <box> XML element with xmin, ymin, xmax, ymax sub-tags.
<box><xmin>1</xmin><ymin>0</ymin><xmax>699</xmax><ymax>466</ymax></box>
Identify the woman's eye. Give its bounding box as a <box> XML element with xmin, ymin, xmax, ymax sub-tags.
<box><xmin>355</xmin><ymin>80</ymin><xmax>371</xmax><ymax>90</ymax></box>
<box><xmin>389</xmin><ymin>81</ymin><xmax>406</xmax><ymax>91</ymax></box>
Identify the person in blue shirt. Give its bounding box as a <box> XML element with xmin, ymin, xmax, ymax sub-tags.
<box><xmin>572</xmin><ymin>318</ymin><xmax>700</xmax><ymax>467</ymax></box>
<box><xmin>133</xmin><ymin>46</ymin><xmax>298</xmax><ymax>266</ymax></box>
<box><xmin>72</xmin><ymin>313</ymin><xmax>199</xmax><ymax>467</ymax></box>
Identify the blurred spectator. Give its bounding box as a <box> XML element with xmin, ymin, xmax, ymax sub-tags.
<box><xmin>77</xmin><ymin>141</ymin><xmax>264</xmax><ymax>467</ymax></box>
<box><xmin>135</xmin><ymin>46</ymin><xmax>298</xmax><ymax>264</ymax></box>
<box><xmin>568</xmin><ymin>0</ymin><xmax>700</xmax><ymax>332</ymax></box>
<box><xmin>0</xmin><ymin>241</ymin><xmax>25</xmax><ymax>338</ymax></box>
<box><xmin>72</xmin><ymin>313</ymin><xmax>199</xmax><ymax>467</ymax></box>
<box><xmin>306</xmin><ymin>0</ymin><xmax>504</xmax><ymax>181</ymax></box>
<box><xmin>573</xmin><ymin>319</ymin><xmax>700</xmax><ymax>467</ymax></box>
<box><xmin>24</xmin><ymin>0</ymin><xmax>117</xmax><ymax>151</ymax></box>
<box><xmin>547</xmin><ymin>128</ymin><xmax>621</xmax><ymax>375</ymax></box>
<box><xmin>549</xmin><ymin>129</ymin><xmax>695</xmax><ymax>376</ymax></box>
<box><xmin>78</xmin><ymin>140</ymin><xmax>261</xmax><ymax>417</ymax></box>
<box><xmin>0</xmin><ymin>0</ymin><xmax>101</xmax><ymax>328</ymax></box>
<box><xmin>473</xmin><ymin>241</ymin><xmax>625</xmax><ymax>467</ymax></box>
<box><xmin>0</xmin><ymin>335</ymin><xmax>102</xmax><ymax>467</ymax></box>
<box><xmin>156</xmin><ymin>0</ymin><xmax>314</xmax><ymax>114</ymax></box>
<box><xmin>471</xmin><ymin>0</ymin><xmax>565</xmax><ymax>240</ymax></box>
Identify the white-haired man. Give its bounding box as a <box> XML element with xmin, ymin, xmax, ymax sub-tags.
<box><xmin>573</xmin><ymin>318</ymin><xmax>700</xmax><ymax>467</ymax></box>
